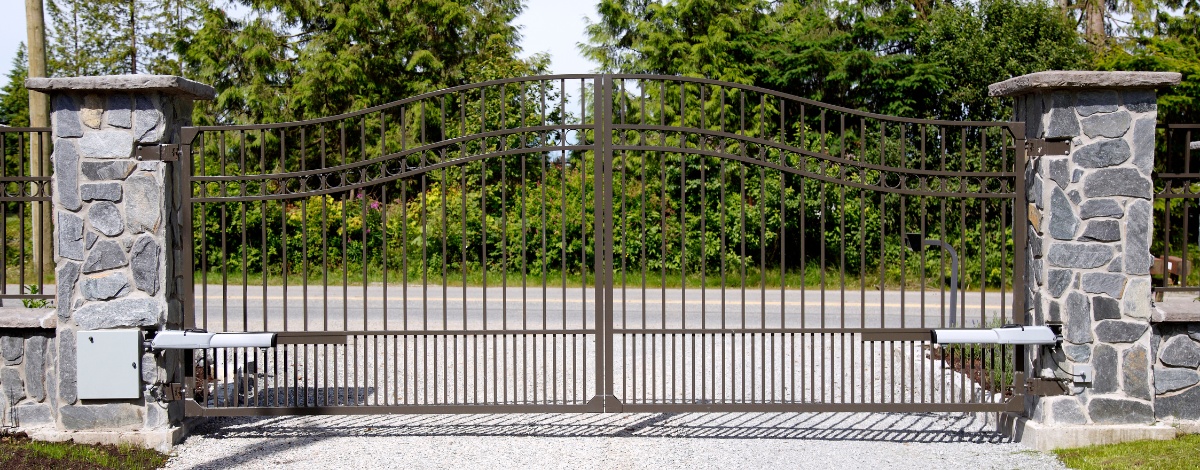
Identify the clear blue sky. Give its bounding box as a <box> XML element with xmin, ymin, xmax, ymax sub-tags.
<box><xmin>0</xmin><ymin>0</ymin><xmax>599</xmax><ymax>80</ymax></box>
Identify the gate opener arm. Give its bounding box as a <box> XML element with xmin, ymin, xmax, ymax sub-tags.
<box><xmin>151</xmin><ymin>330</ymin><xmax>276</xmax><ymax>349</ymax></box>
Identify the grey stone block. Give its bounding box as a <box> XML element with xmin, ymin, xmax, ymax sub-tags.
<box><xmin>126</xmin><ymin>174</ymin><xmax>161</xmax><ymax>234</ymax></box>
<box><xmin>1154</xmin><ymin>366</ymin><xmax>1199</xmax><ymax>394</ymax></box>
<box><xmin>85</xmin><ymin>231</ymin><xmax>97</xmax><ymax>249</ymax></box>
<box><xmin>53</xmin><ymin>139</ymin><xmax>81</xmax><ymax>211</ymax></box>
<box><xmin>1049</xmin><ymin>301</ymin><xmax>1061</xmax><ymax>322</ymax></box>
<box><xmin>1081</xmin><ymin>272</ymin><xmax>1127</xmax><ymax>298</ymax></box>
<box><xmin>1065</xmin><ymin>292</ymin><xmax>1093</xmax><ymax>344</ymax></box>
<box><xmin>131</xmin><ymin>236</ymin><xmax>160</xmax><ymax>295</ymax></box>
<box><xmin>105</xmin><ymin>94</ymin><xmax>132</xmax><ymax>128</ymax></box>
<box><xmin>13</xmin><ymin>403</ymin><xmax>53</xmax><ymax>427</ymax></box>
<box><xmin>1125</xmin><ymin>200</ymin><xmax>1152</xmax><ymax>275</ymax></box>
<box><xmin>1131</xmin><ymin>117</ymin><xmax>1155</xmax><ymax>174</ymax></box>
<box><xmin>1159</xmin><ymin>335</ymin><xmax>1200</xmax><ymax>368</ymax></box>
<box><xmin>80</xmin><ymin>182</ymin><xmax>122</xmax><ymax>202</ymax></box>
<box><xmin>1124</xmin><ymin>89</ymin><xmax>1157</xmax><ymax>113</ymax></box>
<box><xmin>1123</xmin><ymin>278</ymin><xmax>1153</xmax><ymax>320</ymax></box>
<box><xmin>141</xmin><ymin>353</ymin><xmax>157</xmax><ymax>384</ymax></box>
<box><xmin>1047</xmin><ymin>243</ymin><xmax>1113</xmax><ymax>269</ymax></box>
<box><xmin>1073</xmin><ymin>139</ymin><xmax>1131</xmax><ymax>168</ymax></box>
<box><xmin>1072</xmin><ymin>168</ymin><xmax>1083</xmax><ymax>183</ymax></box>
<box><xmin>81</xmin><ymin>95</ymin><xmax>103</xmax><ymax>129</ymax></box>
<box><xmin>87</xmin><ymin>201</ymin><xmax>124</xmax><ymax>237</ymax></box>
<box><xmin>1089</xmin><ymin>397</ymin><xmax>1153</xmax><ymax>425</ymax></box>
<box><xmin>1028</xmin><ymin>173</ymin><xmax>1044</xmax><ymax>210</ymax></box>
<box><xmin>1050</xmin><ymin>187</ymin><xmax>1079</xmax><ymax>240</ymax></box>
<box><xmin>1122</xmin><ymin>345</ymin><xmax>1151</xmax><ymax>400</ymax></box>
<box><xmin>82</xmin><ymin>240</ymin><xmax>128</xmax><ymax>273</ymax></box>
<box><xmin>81</xmin><ymin>272</ymin><xmax>132</xmax><ymax>301</ymax></box>
<box><xmin>1048</xmin><ymin>158</ymin><xmax>1069</xmax><ymax>189</ymax></box>
<box><xmin>81</xmin><ymin>160</ymin><xmax>137</xmax><ymax>181</ymax></box>
<box><xmin>1094</xmin><ymin>320</ymin><xmax>1149</xmax><ymax>343</ymax></box>
<box><xmin>1050</xmin><ymin>398</ymin><xmax>1087</xmax><ymax>425</ymax></box>
<box><xmin>1084</xmin><ymin>168</ymin><xmax>1152</xmax><ymax>199</ymax></box>
<box><xmin>134</xmin><ymin>95</ymin><xmax>164</xmax><ymax>143</ymax></box>
<box><xmin>73</xmin><ymin>297</ymin><xmax>162</xmax><ymax>330</ymax></box>
<box><xmin>1048</xmin><ymin>269</ymin><xmax>1072</xmax><ymax>298</ymax></box>
<box><xmin>1068</xmin><ymin>190</ymin><xmax>1081</xmax><ymax>204</ymax></box>
<box><xmin>58</xmin><ymin>329</ymin><xmax>76</xmax><ymax>404</ymax></box>
<box><xmin>25</xmin><ymin>336</ymin><xmax>46</xmax><ymax>402</ymax></box>
<box><xmin>145</xmin><ymin>401</ymin><xmax>169</xmax><ymax>428</ymax></box>
<box><xmin>1076</xmin><ymin>90</ymin><xmax>1120</xmax><ymax>116</ymax></box>
<box><xmin>1064</xmin><ymin>343</ymin><xmax>1091</xmax><ymax>362</ymax></box>
<box><xmin>56</xmin><ymin>262</ymin><xmax>80</xmax><ymax>320</ymax></box>
<box><xmin>1046</xmin><ymin>93</ymin><xmax>1079</xmax><ymax>139</ymax></box>
<box><xmin>1092</xmin><ymin>296</ymin><xmax>1120</xmax><ymax>320</ymax></box>
<box><xmin>1080</xmin><ymin>111</ymin><xmax>1131</xmax><ymax>138</ymax></box>
<box><xmin>52</xmin><ymin>94</ymin><xmax>83</xmax><ymax>138</ymax></box>
<box><xmin>78</xmin><ymin>130</ymin><xmax>135</xmax><ymax>159</ymax></box>
<box><xmin>1156</xmin><ymin>385</ymin><xmax>1200</xmax><ymax>420</ymax></box>
<box><xmin>60</xmin><ymin>403</ymin><xmax>143</xmax><ymax>431</ymax></box>
<box><xmin>1108</xmin><ymin>258</ymin><xmax>1123</xmax><ymax>272</ymax></box>
<box><xmin>1</xmin><ymin>336</ymin><xmax>22</xmax><ymax>364</ymax></box>
<box><xmin>2</xmin><ymin>367</ymin><xmax>25</xmax><ymax>403</ymax></box>
<box><xmin>1030</xmin><ymin>228</ymin><xmax>1044</xmax><ymax>259</ymax></box>
<box><xmin>1080</xmin><ymin>220</ymin><xmax>1121</xmax><ymax>242</ymax></box>
<box><xmin>57</xmin><ymin>211</ymin><xmax>85</xmax><ymax>261</ymax></box>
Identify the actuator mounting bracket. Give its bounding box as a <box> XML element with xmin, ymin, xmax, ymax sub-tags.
<box><xmin>136</xmin><ymin>144</ymin><xmax>180</xmax><ymax>162</ymax></box>
<box><xmin>1026</xmin><ymin>139</ymin><xmax>1070</xmax><ymax>157</ymax></box>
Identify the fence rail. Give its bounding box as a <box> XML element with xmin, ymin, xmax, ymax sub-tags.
<box><xmin>0</xmin><ymin>126</ymin><xmax>53</xmax><ymax>307</ymax></box>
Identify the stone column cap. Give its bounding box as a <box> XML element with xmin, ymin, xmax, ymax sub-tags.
<box><xmin>25</xmin><ymin>74</ymin><xmax>215</xmax><ymax>100</ymax></box>
<box><xmin>988</xmin><ymin>71</ymin><xmax>1181</xmax><ymax>97</ymax></box>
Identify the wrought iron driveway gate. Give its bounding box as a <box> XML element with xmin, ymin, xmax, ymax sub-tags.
<box><xmin>176</xmin><ymin>75</ymin><xmax>1028</xmax><ymax>416</ymax></box>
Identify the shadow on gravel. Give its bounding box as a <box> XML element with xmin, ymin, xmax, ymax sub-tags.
<box><xmin>184</xmin><ymin>411</ymin><xmax>1011</xmax><ymax>445</ymax></box>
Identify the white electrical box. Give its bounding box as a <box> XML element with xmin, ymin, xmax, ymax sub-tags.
<box><xmin>77</xmin><ymin>329</ymin><xmax>142</xmax><ymax>400</ymax></box>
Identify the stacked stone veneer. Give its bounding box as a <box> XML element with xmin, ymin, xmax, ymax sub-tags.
<box><xmin>1</xmin><ymin>314</ymin><xmax>56</xmax><ymax>431</ymax></box>
<box><xmin>1153</xmin><ymin>323</ymin><xmax>1200</xmax><ymax>423</ymax></box>
<box><xmin>22</xmin><ymin>76</ymin><xmax>212</xmax><ymax>440</ymax></box>
<box><xmin>991</xmin><ymin>72</ymin><xmax>1180</xmax><ymax>428</ymax></box>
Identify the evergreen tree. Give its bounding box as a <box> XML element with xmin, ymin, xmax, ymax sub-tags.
<box><xmin>0</xmin><ymin>44</ymin><xmax>30</xmax><ymax>127</ymax></box>
<box><xmin>183</xmin><ymin>0</ymin><xmax>534</xmax><ymax>124</ymax></box>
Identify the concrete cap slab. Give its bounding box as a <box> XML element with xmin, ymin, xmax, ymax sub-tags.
<box><xmin>988</xmin><ymin>71</ymin><xmax>1181</xmax><ymax>97</ymax></box>
<box><xmin>0</xmin><ymin>307</ymin><xmax>57</xmax><ymax>329</ymax></box>
<box><xmin>25</xmin><ymin>75</ymin><xmax>215</xmax><ymax>100</ymax></box>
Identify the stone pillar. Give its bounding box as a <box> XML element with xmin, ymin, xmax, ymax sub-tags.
<box><xmin>24</xmin><ymin>76</ymin><xmax>213</xmax><ymax>449</ymax></box>
<box><xmin>989</xmin><ymin>71</ymin><xmax>1180</xmax><ymax>448</ymax></box>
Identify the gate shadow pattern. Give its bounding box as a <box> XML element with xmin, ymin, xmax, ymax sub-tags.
<box><xmin>187</xmin><ymin>411</ymin><xmax>1010</xmax><ymax>443</ymax></box>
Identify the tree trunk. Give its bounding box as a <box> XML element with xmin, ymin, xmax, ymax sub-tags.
<box><xmin>26</xmin><ymin>0</ymin><xmax>52</xmax><ymax>286</ymax></box>
<box><xmin>1085</xmin><ymin>0</ymin><xmax>1106</xmax><ymax>47</ymax></box>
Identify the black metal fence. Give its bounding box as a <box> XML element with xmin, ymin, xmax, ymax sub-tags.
<box><xmin>1152</xmin><ymin>123</ymin><xmax>1200</xmax><ymax>306</ymax></box>
<box><xmin>0</xmin><ymin>127</ymin><xmax>53</xmax><ymax>307</ymax></box>
<box><xmin>180</xmin><ymin>75</ymin><xmax>1026</xmax><ymax>415</ymax></box>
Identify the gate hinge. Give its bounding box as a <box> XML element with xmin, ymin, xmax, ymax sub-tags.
<box><xmin>1026</xmin><ymin>377</ymin><xmax>1068</xmax><ymax>396</ymax></box>
<box><xmin>1025</xmin><ymin>139</ymin><xmax>1070</xmax><ymax>157</ymax></box>
<box><xmin>136</xmin><ymin>144</ymin><xmax>180</xmax><ymax>162</ymax></box>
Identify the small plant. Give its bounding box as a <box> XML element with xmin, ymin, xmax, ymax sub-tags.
<box><xmin>21</xmin><ymin>285</ymin><xmax>49</xmax><ymax>308</ymax></box>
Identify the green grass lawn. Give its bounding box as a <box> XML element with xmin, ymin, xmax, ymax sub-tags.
<box><xmin>1055</xmin><ymin>434</ymin><xmax>1200</xmax><ymax>469</ymax></box>
<box><xmin>0</xmin><ymin>433</ymin><xmax>168</xmax><ymax>469</ymax></box>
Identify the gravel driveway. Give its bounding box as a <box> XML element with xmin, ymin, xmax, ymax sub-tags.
<box><xmin>164</xmin><ymin>412</ymin><xmax>1064</xmax><ymax>469</ymax></box>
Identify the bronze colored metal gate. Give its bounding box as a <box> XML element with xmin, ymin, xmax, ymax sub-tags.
<box><xmin>175</xmin><ymin>75</ymin><xmax>1027</xmax><ymax>416</ymax></box>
